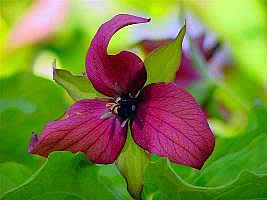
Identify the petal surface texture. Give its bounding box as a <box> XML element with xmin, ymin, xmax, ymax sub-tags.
<box><xmin>131</xmin><ymin>83</ymin><xmax>215</xmax><ymax>169</ymax></box>
<box><xmin>29</xmin><ymin>99</ymin><xmax>127</xmax><ymax>164</ymax></box>
<box><xmin>86</xmin><ymin>14</ymin><xmax>150</xmax><ymax>97</ymax></box>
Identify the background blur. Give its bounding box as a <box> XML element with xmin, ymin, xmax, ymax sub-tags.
<box><xmin>0</xmin><ymin>0</ymin><xmax>267</xmax><ymax>199</ymax></box>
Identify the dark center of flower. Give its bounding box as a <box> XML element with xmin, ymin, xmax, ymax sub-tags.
<box><xmin>106</xmin><ymin>93</ymin><xmax>137</xmax><ymax>120</ymax></box>
<box><xmin>117</xmin><ymin>93</ymin><xmax>138</xmax><ymax>119</ymax></box>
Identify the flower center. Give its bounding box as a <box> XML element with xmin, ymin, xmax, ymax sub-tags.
<box><xmin>106</xmin><ymin>93</ymin><xmax>137</xmax><ymax>120</ymax></box>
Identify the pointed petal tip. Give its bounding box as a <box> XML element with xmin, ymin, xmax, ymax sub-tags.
<box><xmin>29</xmin><ymin>99</ymin><xmax>127</xmax><ymax>164</ymax></box>
<box><xmin>28</xmin><ymin>132</ymin><xmax>39</xmax><ymax>153</ymax></box>
<box><xmin>144</xmin><ymin>17</ymin><xmax>151</xmax><ymax>23</ymax></box>
<box><xmin>114</xmin><ymin>14</ymin><xmax>151</xmax><ymax>23</ymax></box>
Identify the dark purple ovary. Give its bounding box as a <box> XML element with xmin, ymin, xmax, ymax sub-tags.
<box><xmin>117</xmin><ymin>93</ymin><xmax>138</xmax><ymax>120</ymax></box>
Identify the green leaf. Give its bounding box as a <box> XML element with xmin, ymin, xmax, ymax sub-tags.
<box><xmin>0</xmin><ymin>152</ymin><xmax>122</xmax><ymax>200</ymax></box>
<box><xmin>0</xmin><ymin>73</ymin><xmax>68</xmax><ymax>170</ymax></box>
<box><xmin>207</xmin><ymin>105</ymin><xmax>267</xmax><ymax>164</ymax></box>
<box><xmin>0</xmin><ymin>162</ymin><xmax>33</xmax><ymax>196</ymax></box>
<box><xmin>192</xmin><ymin>134</ymin><xmax>267</xmax><ymax>186</ymax></box>
<box><xmin>53</xmin><ymin>68</ymin><xmax>102</xmax><ymax>101</ymax></box>
<box><xmin>116</xmin><ymin>133</ymin><xmax>150</xmax><ymax>199</ymax></box>
<box><xmin>98</xmin><ymin>165</ymin><xmax>133</xmax><ymax>200</ymax></box>
<box><xmin>254</xmin><ymin>162</ymin><xmax>267</xmax><ymax>175</ymax></box>
<box><xmin>144</xmin><ymin>25</ymin><xmax>186</xmax><ymax>85</ymax></box>
<box><xmin>143</xmin><ymin>158</ymin><xmax>267</xmax><ymax>200</ymax></box>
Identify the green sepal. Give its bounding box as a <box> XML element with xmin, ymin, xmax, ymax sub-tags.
<box><xmin>144</xmin><ymin>24</ymin><xmax>186</xmax><ymax>85</ymax></box>
<box><xmin>116</xmin><ymin>132</ymin><xmax>150</xmax><ymax>199</ymax></box>
<box><xmin>53</xmin><ymin>67</ymin><xmax>103</xmax><ymax>101</ymax></box>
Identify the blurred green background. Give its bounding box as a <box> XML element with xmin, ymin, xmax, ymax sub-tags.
<box><xmin>0</xmin><ymin>0</ymin><xmax>267</xmax><ymax>199</ymax></box>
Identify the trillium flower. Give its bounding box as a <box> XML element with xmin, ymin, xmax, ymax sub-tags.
<box><xmin>139</xmin><ymin>34</ymin><xmax>220</xmax><ymax>88</ymax></box>
<box><xmin>29</xmin><ymin>14</ymin><xmax>215</xmax><ymax>169</ymax></box>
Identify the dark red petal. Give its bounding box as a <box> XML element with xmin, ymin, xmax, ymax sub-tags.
<box><xmin>131</xmin><ymin>83</ymin><xmax>215</xmax><ymax>169</ymax></box>
<box><xmin>29</xmin><ymin>99</ymin><xmax>127</xmax><ymax>164</ymax></box>
<box><xmin>175</xmin><ymin>54</ymin><xmax>201</xmax><ymax>88</ymax></box>
<box><xmin>86</xmin><ymin>14</ymin><xmax>150</xmax><ymax>97</ymax></box>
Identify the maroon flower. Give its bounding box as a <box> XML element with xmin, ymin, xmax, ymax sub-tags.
<box><xmin>29</xmin><ymin>14</ymin><xmax>215</xmax><ymax>169</ymax></box>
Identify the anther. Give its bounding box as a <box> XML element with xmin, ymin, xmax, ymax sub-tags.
<box><xmin>115</xmin><ymin>97</ymin><xmax>121</xmax><ymax>103</ymax></box>
<box><xmin>106</xmin><ymin>103</ymin><xmax>114</xmax><ymax>108</ymax></box>
<box><xmin>106</xmin><ymin>102</ymin><xmax>119</xmax><ymax>114</ymax></box>
<box><xmin>105</xmin><ymin>92</ymin><xmax>137</xmax><ymax>120</ymax></box>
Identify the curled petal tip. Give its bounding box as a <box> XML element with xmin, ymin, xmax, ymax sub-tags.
<box><xmin>144</xmin><ymin>17</ymin><xmax>151</xmax><ymax>22</ymax></box>
<box><xmin>28</xmin><ymin>132</ymin><xmax>39</xmax><ymax>153</ymax></box>
<box><xmin>86</xmin><ymin>14</ymin><xmax>149</xmax><ymax>97</ymax></box>
<box><xmin>115</xmin><ymin>14</ymin><xmax>150</xmax><ymax>23</ymax></box>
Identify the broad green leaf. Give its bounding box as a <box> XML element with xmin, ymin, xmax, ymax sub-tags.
<box><xmin>116</xmin><ymin>134</ymin><xmax>150</xmax><ymax>199</ymax></box>
<box><xmin>192</xmin><ymin>134</ymin><xmax>267</xmax><ymax>186</ymax></box>
<box><xmin>143</xmin><ymin>158</ymin><xmax>267</xmax><ymax>200</ymax></box>
<box><xmin>144</xmin><ymin>25</ymin><xmax>186</xmax><ymax>85</ymax></box>
<box><xmin>0</xmin><ymin>73</ymin><xmax>68</xmax><ymax>170</ymax></box>
<box><xmin>247</xmin><ymin>105</ymin><xmax>267</xmax><ymax>133</ymax></box>
<box><xmin>53</xmin><ymin>68</ymin><xmax>102</xmax><ymax>101</ymax></box>
<box><xmin>169</xmin><ymin>163</ymin><xmax>198</xmax><ymax>183</ymax></box>
<box><xmin>0</xmin><ymin>162</ymin><xmax>33</xmax><ymax>196</ymax></box>
<box><xmin>207</xmin><ymin>105</ymin><xmax>267</xmax><ymax>164</ymax></box>
<box><xmin>254</xmin><ymin>162</ymin><xmax>267</xmax><ymax>175</ymax></box>
<box><xmin>98</xmin><ymin>165</ymin><xmax>132</xmax><ymax>200</ymax></box>
<box><xmin>0</xmin><ymin>152</ymin><xmax>122</xmax><ymax>200</ymax></box>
